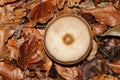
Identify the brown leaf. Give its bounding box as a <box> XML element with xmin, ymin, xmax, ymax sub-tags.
<box><xmin>114</xmin><ymin>0</ymin><xmax>120</xmax><ymax>9</ymax></box>
<box><xmin>0</xmin><ymin>27</ymin><xmax>14</xmax><ymax>61</ymax></box>
<box><xmin>90</xmin><ymin>23</ymin><xmax>107</xmax><ymax>36</ymax></box>
<box><xmin>90</xmin><ymin>74</ymin><xmax>118</xmax><ymax>80</ymax></box>
<box><xmin>55</xmin><ymin>64</ymin><xmax>78</xmax><ymax>80</ymax></box>
<box><xmin>30</xmin><ymin>1</ymin><xmax>54</xmax><ymax>24</ymax></box>
<box><xmin>87</xmin><ymin>40</ymin><xmax>97</xmax><ymax>61</ymax></box>
<box><xmin>108</xmin><ymin>61</ymin><xmax>120</xmax><ymax>74</ymax></box>
<box><xmin>0</xmin><ymin>0</ymin><xmax>16</xmax><ymax>6</ymax></box>
<box><xmin>67</xmin><ymin>0</ymin><xmax>81</xmax><ymax>7</ymax></box>
<box><xmin>57</xmin><ymin>0</ymin><xmax>66</xmax><ymax>9</ymax></box>
<box><xmin>81</xmin><ymin>3</ymin><xmax>120</xmax><ymax>26</ymax></box>
<box><xmin>17</xmin><ymin>28</ymin><xmax>43</xmax><ymax>70</ymax></box>
<box><xmin>58</xmin><ymin>5</ymin><xmax>78</xmax><ymax>15</ymax></box>
<box><xmin>101</xmin><ymin>25</ymin><xmax>120</xmax><ymax>37</ymax></box>
<box><xmin>0</xmin><ymin>62</ymin><xmax>23</xmax><ymax>80</ymax></box>
<box><xmin>93</xmin><ymin>0</ymin><xmax>118</xmax><ymax>6</ymax></box>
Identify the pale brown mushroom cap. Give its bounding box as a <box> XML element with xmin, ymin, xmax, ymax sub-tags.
<box><xmin>44</xmin><ymin>14</ymin><xmax>92</xmax><ymax>65</ymax></box>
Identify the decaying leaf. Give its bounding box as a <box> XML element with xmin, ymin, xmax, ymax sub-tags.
<box><xmin>0</xmin><ymin>62</ymin><xmax>23</xmax><ymax>80</ymax></box>
<box><xmin>17</xmin><ymin>28</ymin><xmax>43</xmax><ymax>70</ymax></box>
<box><xmin>55</xmin><ymin>64</ymin><xmax>78</xmax><ymax>80</ymax></box>
<box><xmin>90</xmin><ymin>74</ymin><xmax>118</xmax><ymax>80</ymax></box>
<box><xmin>0</xmin><ymin>27</ymin><xmax>14</xmax><ymax>61</ymax></box>
<box><xmin>0</xmin><ymin>0</ymin><xmax>16</xmax><ymax>6</ymax></box>
<box><xmin>93</xmin><ymin>0</ymin><xmax>119</xmax><ymax>6</ymax></box>
<box><xmin>108</xmin><ymin>61</ymin><xmax>120</xmax><ymax>74</ymax></box>
<box><xmin>81</xmin><ymin>3</ymin><xmax>120</xmax><ymax>26</ymax></box>
<box><xmin>114</xmin><ymin>0</ymin><xmax>120</xmax><ymax>9</ymax></box>
<box><xmin>90</xmin><ymin>23</ymin><xmax>107</xmax><ymax>36</ymax></box>
<box><xmin>30</xmin><ymin>1</ymin><xmax>54</xmax><ymax>24</ymax></box>
<box><xmin>99</xmin><ymin>38</ymin><xmax>120</xmax><ymax>61</ymax></box>
<box><xmin>101</xmin><ymin>25</ymin><xmax>120</xmax><ymax>37</ymax></box>
<box><xmin>58</xmin><ymin>5</ymin><xmax>78</xmax><ymax>15</ymax></box>
<box><xmin>87</xmin><ymin>40</ymin><xmax>97</xmax><ymax>61</ymax></box>
<box><xmin>67</xmin><ymin>0</ymin><xmax>81</xmax><ymax>7</ymax></box>
<box><xmin>57</xmin><ymin>0</ymin><xmax>66</xmax><ymax>9</ymax></box>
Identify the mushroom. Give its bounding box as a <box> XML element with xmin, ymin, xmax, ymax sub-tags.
<box><xmin>44</xmin><ymin>14</ymin><xmax>92</xmax><ymax>65</ymax></box>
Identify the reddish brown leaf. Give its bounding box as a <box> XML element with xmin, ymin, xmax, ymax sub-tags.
<box><xmin>108</xmin><ymin>61</ymin><xmax>120</xmax><ymax>74</ymax></box>
<box><xmin>17</xmin><ymin>28</ymin><xmax>43</xmax><ymax>70</ymax></box>
<box><xmin>81</xmin><ymin>3</ymin><xmax>120</xmax><ymax>26</ymax></box>
<box><xmin>90</xmin><ymin>74</ymin><xmax>118</xmax><ymax>80</ymax></box>
<box><xmin>57</xmin><ymin>0</ymin><xmax>66</xmax><ymax>9</ymax></box>
<box><xmin>30</xmin><ymin>1</ymin><xmax>54</xmax><ymax>24</ymax></box>
<box><xmin>90</xmin><ymin>23</ymin><xmax>107</xmax><ymax>36</ymax></box>
<box><xmin>0</xmin><ymin>27</ymin><xmax>14</xmax><ymax>61</ymax></box>
<box><xmin>58</xmin><ymin>5</ymin><xmax>78</xmax><ymax>15</ymax></box>
<box><xmin>93</xmin><ymin>0</ymin><xmax>118</xmax><ymax>5</ymax></box>
<box><xmin>55</xmin><ymin>64</ymin><xmax>78</xmax><ymax>80</ymax></box>
<box><xmin>0</xmin><ymin>62</ymin><xmax>23</xmax><ymax>80</ymax></box>
<box><xmin>0</xmin><ymin>0</ymin><xmax>16</xmax><ymax>6</ymax></box>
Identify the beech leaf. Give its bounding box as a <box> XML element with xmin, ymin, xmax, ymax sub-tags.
<box><xmin>90</xmin><ymin>74</ymin><xmax>118</xmax><ymax>80</ymax></box>
<box><xmin>17</xmin><ymin>28</ymin><xmax>43</xmax><ymax>70</ymax></box>
<box><xmin>101</xmin><ymin>25</ymin><xmax>120</xmax><ymax>37</ymax></box>
<box><xmin>108</xmin><ymin>61</ymin><xmax>120</xmax><ymax>74</ymax></box>
<box><xmin>81</xmin><ymin>3</ymin><xmax>120</xmax><ymax>26</ymax></box>
<box><xmin>55</xmin><ymin>64</ymin><xmax>78</xmax><ymax>80</ymax></box>
<box><xmin>30</xmin><ymin>1</ymin><xmax>54</xmax><ymax>24</ymax></box>
<box><xmin>0</xmin><ymin>62</ymin><xmax>23</xmax><ymax>80</ymax></box>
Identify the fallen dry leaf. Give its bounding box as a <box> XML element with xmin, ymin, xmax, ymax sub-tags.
<box><xmin>90</xmin><ymin>23</ymin><xmax>107</xmax><ymax>36</ymax></box>
<box><xmin>0</xmin><ymin>62</ymin><xmax>23</xmax><ymax>80</ymax></box>
<box><xmin>90</xmin><ymin>74</ymin><xmax>118</xmax><ymax>80</ymax></box>
<box><xmin>108</xmin><ymin>61</ymin><xmax>120</xmax><ymax>74</ymax></box>
<box><xmin>0</xmin><ymin>0</ymin><xmax>16</xmax><ymax>6</ymax></box>
<box><xmin>67</xmin><ymin>0</ymin><xmax>81</xmax><ymax>7</ymax></box>
<box><xmin>81</xmin><ymin>3</ymin><xmax>120</xmax><ymax>26</ymax></box>
<box><xmin>93</xmin><ymin>0</ymin><xmax>119</xmax><ymax>5</ymax></box>
<box><xmin>55</xmin><ymin>64</ymin><xmax>78</xmax><ymax>80</ymax></box>
<box><xmin>30</xmin><ymin>1</ymin><xmax>54</xmax><ymax>24</ymax></box>
<box><xmin>101</xmin><ymin>25</ymin><xmax>120</xmax><ymax>37</ymax></box>
<box><xmin>57</xmin><ymin>0</ymin><xmax>66</xmax><ymax>9</ymax></box>
<box><xmin>58</xmin><ymin>5</ymin><xmax>78</xmax><ymax>15</ymax></box>
<box><xmin>17</xmin><ymin>28</ymin><xmax>43</xmax><ymax>70</ymax></box>
<box><xmin>0</xmin><ymin>27</ymin><xmax>14</xmax><ymax>61</ymax></box>
<box><xmin>87</xmin><ymin>40</ymin><xmax>97</xmax><ymax>61</ymax></box>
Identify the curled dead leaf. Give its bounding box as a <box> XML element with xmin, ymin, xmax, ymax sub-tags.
<box><xmin>90</xmin><ymin>74</ymin><xmax>118</xmax><ymax>80</ymax></box>
<box><xmin>17</xmin><ymin>28</ymin><xmax>43</xmax><ymax>70</ymax></box>
<box><xmin>81</xmin><ymin>3</ymin><xmax>120</xmax><ymax>26</ymax></box>
<box><xmin>57</xmin><ymin>0</ymin><xmax>66</xmax><ymax>9</ymax></box>
<box><xmin>93</xmin><ymin>0</ymin><xmax>119</xmax><ymax>6</ymax></box>
<box><xmin>101</xmin><ymin>25</ymin><xmax>120</xmax><ymax>37</ymax></box>
<box><xmin>0</xmin><ymin>62</ymin><xmax>23</xmax><ymax>80</ymax></box>
<box><xmin>58</xmin><ymin>5</ymin><xmax>78</xmax><ymax>15</ymax></box>
<box><xmin>108</xmin><ymin>61</ymin><xmax>120</xmax><ymax>74</ymax></box>
<box><xmin>0</xmin><ymin>27</ymin><xmax>14</xmax><ymax>61</ymax></box>
<box><xmin>30</xmin><ymin>1</ymin><xmax>54</xmax><ymax>24</ymax></box>
<box><xmin>55</xmin><ymin>64</ymin><xmax>78</xmax><ymax>80</ymax></box>
<box><xmin>0</xmin><ymin>0</ymin><xmax>16</xmax><ymax>6</ymax></box>
<box><xmin>67</xmin><ymin>0</ymin><xmax>81</xmax><ymax>7</ymax></box>
<box><xmin>87</xmin><ymin>40</ymin><xmax>97</xmax><ymax>61</ymax></box>
<box><xmin>90</xmin><ymin>23</ymin><xmax>107</xmax><ymax>36</ymax></box>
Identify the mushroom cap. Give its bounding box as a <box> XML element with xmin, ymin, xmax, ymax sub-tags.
<box><xmin>44</xmin><ymin>14</ymin><xmax>92</xmax><ymax>65</ymax></box>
